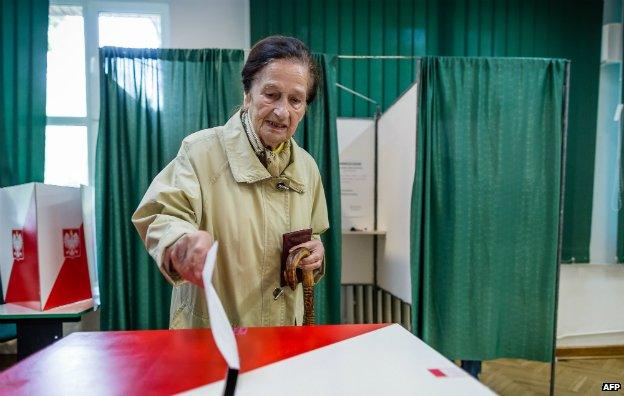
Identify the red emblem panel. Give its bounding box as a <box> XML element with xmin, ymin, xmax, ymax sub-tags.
<box><xmin>62</xmin><ymin>228</ymin><xmax>81</xmax><ymax>258</ymax></box>
<box><xmin>12</xmin><ymin>230</ymin><xmax>24</xmax><ymax>261</ymax></box>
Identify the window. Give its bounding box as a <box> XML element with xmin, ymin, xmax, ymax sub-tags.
<box><xmin>45</xmin><ymin>1</ymin><xmax>169</xmax><ymax>187</ymax></box>
<box><xmin>98</xmin><ymin>12</ymin><xmax>162</xmax><ymax>48</ymax></box>
<box><xmin>45</xmin><ymin>5</ymin><xmax>88</xmax><ymax>187</ymax></box>
<box><xmin>47</xmin><ymin>6</ymin><xmax>86</xmax><ymax>118</ymax></box>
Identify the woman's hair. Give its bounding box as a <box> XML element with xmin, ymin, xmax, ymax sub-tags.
<box><xmin>242</xmin><ymin>35</ymin><xmax>320</xmax><ymax>104</ymax></box>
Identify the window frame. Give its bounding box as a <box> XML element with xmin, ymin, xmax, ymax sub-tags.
<box><xmin>47</xmin><ymin>0</ymin><xmax>170</xmax><ymax>186</ymax></box>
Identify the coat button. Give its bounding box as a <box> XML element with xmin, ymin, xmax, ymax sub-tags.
<box><xmin>273</xmin><ymin>287</ymin><xmax>284</xmax><ymax>300</ymax></box>
<box><xmin>276</xmin><ymin>182</ymin><xmax>289</xmax><ymax>191</ymax></box>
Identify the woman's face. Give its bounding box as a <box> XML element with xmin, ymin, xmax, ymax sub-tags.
<box><xmin>244</xmin><ymin>59</ymin><xmax>309</xmax><ymax>149</ymax></box>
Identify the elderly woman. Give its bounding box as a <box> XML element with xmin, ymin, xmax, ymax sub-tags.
<box><xmin>132</xmin><ymin>36</ymin><xmax>329</xmax><ymax>329</ymax></box>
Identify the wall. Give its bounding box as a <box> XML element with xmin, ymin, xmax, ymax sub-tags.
<box><xmin>558</xmin><ymin>265</ymin><xmax>624</xmax><ymax>347</ymax></box>
<box><xmin>591</xmin><ymin>0</ymin><xmax>622</xmax><ymax>264</ymax></box>
<box><xmin>169</xmin><ymin>0</ymin><xmax>249</xmax><ymax>49</ymax></box>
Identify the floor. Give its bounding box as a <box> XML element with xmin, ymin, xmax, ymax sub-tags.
<box><xmin>480</xmin><ymin>358</ymin><xmax>624</xmax><ymax>395</ymax></box>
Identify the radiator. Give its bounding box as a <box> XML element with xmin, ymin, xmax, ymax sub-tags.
<box><xmin>341</xmin><ymin>284</ymin><xmax>412</xmax><ymax>331</ymax></box>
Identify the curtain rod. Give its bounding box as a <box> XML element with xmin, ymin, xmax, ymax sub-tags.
<box><xmin>335</xmin><ymin>83</ymin><xmax>378</xmax><ymax>105</ymax></box>
<box><xmin>337</xmin><ymin>55</ymin><xmax>418</xmax><ymax>59</ymax></box>
<box><xmin>238</xmin><ymin>52</ymin><xmax>415</xmax><ymax>60</ymax></box>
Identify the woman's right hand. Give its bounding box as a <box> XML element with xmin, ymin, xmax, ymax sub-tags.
<box><xmin>164</xmin><ymin>230</ymin><xmax>214</xmax><ymax>287</ymax></box>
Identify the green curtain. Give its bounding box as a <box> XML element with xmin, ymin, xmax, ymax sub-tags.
<box><xmin>294</xmin><ymin>54</ymin><xmax>342</xmax><ymax>324</ymax></box>
<box><xmin>96</xmin><ymin>48</ymin><xmax>245</xmax><ymax>330</ymax></box>
<box><xmin>425</xmin><ymin>0</ymin><xmax>602</xmax><ymax>263</ymax></box>
<box><xmin>0</xmin><ymin>0</ymin><xmax>47</xmax><ymax>187</ymax></box>
<box><xmin>97</xmin><ymin>48</ymin><xmax>341</xmax><ymax>329</ymax></box>
<box><xmin>411</xmin><ymin>57</ymin><xmax>566</xmax><ymax>361</ymax></box>
<box><xmin>0</xmin><ymin>0</ymin><xmax>48</xmax><ymax>340</ymax></box>
<box><xmin>251</xmin><ymin>0</ymin><xmax>602</xmax><ymax>263</ymax></box>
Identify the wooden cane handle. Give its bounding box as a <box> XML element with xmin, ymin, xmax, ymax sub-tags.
<box><xmin>284</xmin><ymin>247</ymin><xmax>311</xmax><ymax>290</ymax></box>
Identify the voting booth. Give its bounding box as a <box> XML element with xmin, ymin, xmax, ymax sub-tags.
<box><xmin>0</xmin><ymin>183</ymin><xmax>98</xmax><ymax>311</ymax></box>
<box><xmin>338</xmin><ymin>84</ymin><xmax>418</xmax><ymax>326</ymax></box>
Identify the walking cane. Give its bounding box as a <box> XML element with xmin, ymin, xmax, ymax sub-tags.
<box><xmin>284</xmin><ymin>247</ymin><xmax>315</xmax><ymax>325</ymax></box>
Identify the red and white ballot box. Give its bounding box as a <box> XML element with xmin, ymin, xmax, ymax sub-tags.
<box><xmin>0</xmin><ymin>183</ymin><xmax>98</xmax><ymax>310</ymax></box>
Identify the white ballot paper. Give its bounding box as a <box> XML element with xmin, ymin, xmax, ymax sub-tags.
<box><xmin>201</xmin><ymin>241</ymin><xmax>240</xmax><ymax>370</ymax></box>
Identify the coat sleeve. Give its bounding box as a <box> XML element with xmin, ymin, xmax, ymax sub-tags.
<box><xmin>132</xmin><ymin>143</ymin><xmax>202</xmax><ymax>286</ymax></box>
<box><xmin>310</xmin><ymin>168</ymin><xmax>330</xmax><ymax>283</ymax></box>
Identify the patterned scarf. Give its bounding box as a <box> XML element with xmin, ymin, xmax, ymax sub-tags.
<box><xmin>241</xmin><ymin>110</ymin><xmax>291</xmax><ymax>177</ymax></box>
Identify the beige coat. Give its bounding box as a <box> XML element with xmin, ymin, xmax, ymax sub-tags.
<box><xmin>132</xmin><ymin>112</ymin><xmax>329</xmax><ymax>328</ymax></box>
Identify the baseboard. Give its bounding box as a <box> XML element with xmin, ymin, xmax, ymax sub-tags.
<box><xmin>556</xmin><ymin>345</ymin><xmax>624</xmax><ymax>360</ymax></box>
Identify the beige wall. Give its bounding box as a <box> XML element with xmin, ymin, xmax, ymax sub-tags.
<box><xmin>169</xmin><ymin>0</ymin><xmax>249</xmax><ymax>49</ymax></box>
<box><xmin>557</xmin><ymin>264</ymin><xmax>624</xmax><ymax>347</ymax></box>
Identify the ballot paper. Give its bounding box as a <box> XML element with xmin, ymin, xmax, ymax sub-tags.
<box><xmin>201</xmin><ymin>241</ymin><xmax>240</xmax><ymax>370</ymax></box>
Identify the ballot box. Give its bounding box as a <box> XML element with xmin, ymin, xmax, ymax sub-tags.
<box><xmin>0</xmin><ymin>183</ymin><xmax>94</xmax><ymax>310</ymax></box>
<box><xmin>0</xmin><ymin>324</ymin><xmax>494</xmax><ymax>395</ymax></box>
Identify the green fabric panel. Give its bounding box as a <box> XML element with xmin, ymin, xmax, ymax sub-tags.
<box><xmin>294</xmin><ymin>54</ymin><xmax>342</xmax><ymax>324</ymax></box>
<box><xmin>0</xmin><ymin>0</ymin><xmax>47</xmax><ymax>187</ymax></box>
<box><xmin>249</xmin><ymin>0</ymin><xmax>426</xmax><ymax>117</ymax></box>
<box><xmin>250</xmin><ymin>0</ymin><xmax>602</xmax><ymax>263</ymax></box>
<box><xmin>96</xmin><ymin>48</ymin><xmax>245</xmax><ymax>330</ymax></box>
<box><xmin>427</xmin><ymin>0</ymin><xmax>602</xmax><ymax>263</ymax></box>
<box><xmin>411</xmin><ymin>57</ymin><xmax>566</xmax><ymax>361</ymax></box>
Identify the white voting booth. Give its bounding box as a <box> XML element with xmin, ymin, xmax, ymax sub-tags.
<box><xmin>338</xmin><ymin>83</ymin><xmax>418</xmax><ymax>311</ymax></box>
<box><xmin>0</xmin><ymin>183</ymin><xmax>99</xmax><ymax>311</ymax></box>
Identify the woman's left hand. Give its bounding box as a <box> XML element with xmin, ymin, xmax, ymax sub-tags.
<box><xmin>289</xmin><ymin>239</ymin><xmax>324</xmax><ymax>271</ymax></box>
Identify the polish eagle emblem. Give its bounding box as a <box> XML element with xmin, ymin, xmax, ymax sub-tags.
<box><xmin>12</xmin><ymin>230</ymin><xmax>24</xmax><ymax>261</ymax></box>
<box><xmin>63</xmin><ymin>229</ymin><xmax>81</xmax><ymax>258</ymax></box>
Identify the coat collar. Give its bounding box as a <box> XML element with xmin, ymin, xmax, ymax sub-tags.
<box><xmin>220</xmin><ymin>112</ymin><xmax>307</xmax><ymax>192</ymax></box>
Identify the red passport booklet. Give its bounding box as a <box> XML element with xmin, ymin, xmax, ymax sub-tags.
<box><xmin>280</xmin><ymin>228</ymin><xmax>312</xmax><ymax>287</ymax></box>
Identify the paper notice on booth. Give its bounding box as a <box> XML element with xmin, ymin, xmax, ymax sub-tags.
<box><xmin>201</xmin><ymin>241</ymin><xmax>240</xmax><ymax>370</ymax></box>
